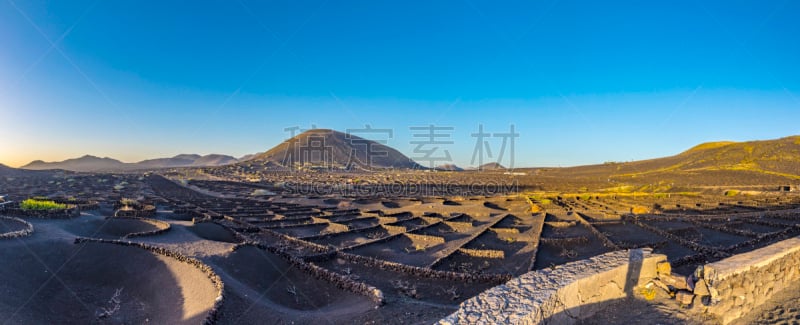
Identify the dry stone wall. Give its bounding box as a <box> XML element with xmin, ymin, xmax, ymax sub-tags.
<box><xmin>232</xmin><ymin>243</ymin><xmax>385</xmax><ymax>304</ymax></box>
<box><xmin>458</xmin><ymin>248</ymin><xmax>505</xmax><ymax>259</ymax></box>
<box><xmin>0</xmin><ymin>216</ymin><xmax>34</xmax><ymax>239</ymax></box>
<box><xmin>702</xmin><ymin>236</ymin><xmax>800</xmax><ymax>324</ymax></box>
<box><xmin>5</xmin><ymin>207</ymin><xmax>80</xmax><ymax>218</ymax></box>
<box><xmin>438</xmin><ymin>249</ymin><xmax>667</xmax><ymax>325</ymax></box>
<box><xmin>109</xmin><ymin>216</ymin><xmax>172</xmax><ymax>239</ymax></box>
<box><xmin>336</xmin><ymin>251</ymin><xmax>511</xmax><ymax>284</ymax></box>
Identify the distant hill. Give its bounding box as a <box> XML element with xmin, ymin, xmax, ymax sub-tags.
<box><xmin>538</xmin><ymin>135</ymin><xmax>800</xmax><ymax>187</ymax></box>
<box><xmin>192</xmin><ymin>154</ymin><xmax>238</xmax><ymax>166</ymax></box>
<box><xmin>0</xmin><ymin>163</ymin><xmax>57</xmax><ymax>177</ymax></box>
<box><xmin>173</xmin><ymin>154</ymin><xmax>203</xmax><ymax>161</ymax></box>
<box><xmin>436</xmin><ymin>164</ymin><xmax>463</xmax><ymax>171</ymax></box>
<box><xmin>137</xmin><ymin>154</ymin><xmax>201</xmax><ymax>169</ymax></box>
<box><xmin>238</xmin><ymin>153</ymin><xmax>261</xmax><ymax>162</ymax></box>
<box><xmin>478</xmin><ymin>162</ymin><xmax>507</xmax><ymax>171</ymax></box>
<box><xmin>22</xmin><ymin>155</ymin><xmax>127</xmax><ymax>172</ymax></box>
<box><xmin>21</xmin><ymin>153</ymin><xmax>240</xmax><ymax>172</ymax></box>
<box><xmin>252</xmin><ymin>129</ymin><xmax>421</xmax><ymax>169</ymax></box>
<box><xmin>0</xmin><ymin>163</ymin><xmax>22</xmax><ymax>176</ymax></box>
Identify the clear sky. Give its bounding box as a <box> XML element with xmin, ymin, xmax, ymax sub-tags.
<box><xmin>1</xmin><ymin>1</ymin><xmax>799</xmax><ymax>168</ymax></box>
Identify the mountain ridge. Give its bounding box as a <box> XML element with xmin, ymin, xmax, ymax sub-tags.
<box><xmin>21</xmin><ymin>153</ymin><xmax>240</xmax><ymax>172</ymax></box>
<box><xmin>14</xmin><ymin>134</ymin><xmax>800</xmax><ymax>179</ymax></box>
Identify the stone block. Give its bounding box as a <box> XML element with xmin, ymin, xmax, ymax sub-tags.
<box><xmin>774</xmin><ymin>282</ymin><xmax>785</xmax><ymax>293</ymax></box>
<box><xmin>754</xmin><ymin>293</ymin><xmax>767</xmax><ymax>306</ymax></box>
<box><xmin>722</xmin><ymin>308</ymin><xmax>743</xmax><ymax>324</ymax></box>
<box><xmin>657</xmin><ymin>261</ymin><xmax>672</xmax><ymax>277</ymax></box>
<box><xmin>708</xmin><ymin>286</ymin><xmax>721</xmax><ymax>305</ymax></box>
<box><xmin>662</xmin><ymin>274</ymin><xmax>689</xmax><ymax>290</ymax></box>
<box><xmin>676</xmin><ymin>290</ymin><xmax>695</xmax><ymax>305</ymax></box>
<box><xmin>651</xmin><ymin>279</ymin><xmax>671</xmax><ymax>293</ymax></box>
<box><xmin>636</xmin><ymin>251</ymin><xmax>668</xmax><ymax>286</ymax></box>
<box><xmin>693</xmin><ymin>279</ymin><xmax>710</xmax><ymax>296</ymax></box>
<box><xmin>718</xmin><ymin>282</ymin><xmax>731</xmax><ymax>296</ymax></box>
<box><xmin>718</xmin><ymin>297</ymin><xmax>734</xmax><ymax>313</ymax></box>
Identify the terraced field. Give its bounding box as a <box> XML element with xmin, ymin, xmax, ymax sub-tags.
<box><xmin>2</xmin><ymin>171</ymin><xmax>799</xmax><ymax>324</ymax></box>
<box><xmin>143</xmin><ymin>176</ymin><xmax>800</xmax><ymax>323</ymax></box>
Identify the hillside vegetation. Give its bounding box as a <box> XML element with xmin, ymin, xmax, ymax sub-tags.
<box><xmin>534</xmin><ymin>136</ymin><xmax>800</xmax><ymax>189</ymax></box>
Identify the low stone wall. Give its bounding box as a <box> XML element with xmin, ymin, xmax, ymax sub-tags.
<box><xmin>428</xmin><ymin>213</ymin><xmax>509</xmax><ymax>269</ymax></box>
<box><xmin>421</xmin><ymin>216</ymin><xmax>443</xmax><ymax>224</ymax></box>
<box><xmin>444</xmin><ymin>221</ymin><xmax>474</xmax><ymax>232</ymax></box>
<box><xmin>702</xmin><ymin>236</ymin><xmax>800</xmax><ymax>324</ymax></box>
<box><xmin>545</xmin><ymin>221</ymin><xmax>577</xmax><ymax>228</ymax></box>
<box><xmin>458</xmin><ymin>248</ymin><xmax>505</xmax><ymax>259</ymax></box>
<box><xmin>324</xmin><ymin>222</ymin><xmax>350</xmax><ymax>234</ymax></box>
<box><xmin>232</xmin><ymin>243</ymin><xmax>384</xmax><ymax>305</ymax></box>
<box><xmin>404</xmin><ymin>233</ymin><xmax>446</xmax><ymax>245</ymax></box>
<box><xmin>630</xmin><ymin>217</ymin><xmax>716</xmax><ymax>257</ymax></box>
<box><xmin>108</xmin><ymin>216</ymin><xmax>172</xmax><ymax>239</ymax></box>
<box><xmin>4</xmin><ymin>207</ymin><xmax>80</xmax><ymax>219</ymax></box>
<box><xmin>574</xmin><ymin>212</ymin><xmax>619</xmax><ymax>250</ymax></box>
<box><xmin>382</xmin><ymin>224</ymin><xmax>407</xmax><ymax>235</ymax></box>
<box><xmin>114</xmin><ymin>207</ymin><xmax>156</xmax><ymax>218</ymax></box>
<box><xmin>377</xmin><ymin>216</ymin><xmax>401</xmax><ymax>224</ymax></box>
<box><xmin>540</xmin><ymin>236</ymin><xmax>589</xmax><ymax>246</ymax></box>
<box><xmin>0</xmin><ymin>216</ymin><xmax>34</xmax><ymax>239</ymax></box>
<box><xmin>75</xmin><ymin>201</ymin><xmax>100</xmax><ymax>211</ymax></box>
<box><xmin>334</xmin><ymin>218</ymin><xmax>449</xmax><ymax>251</ymax></box>
<box><xmin>217</xmin><ymin>217</ymin><xmax>331</xmax><ymax>254</ymax></box>
<box><xmin>337</xmin><ymin>251</ymin><xmax>511</xmax><ymax>284</ymax></box>
<box><xmin>491</xmin><ymin>227</ymin><xmax>520</xmax><ymax>235</ymax></box>
<box><xmin>438</xmin><ymin>249</ymin><xmax>667</xmax><ymax>325</ymax></box>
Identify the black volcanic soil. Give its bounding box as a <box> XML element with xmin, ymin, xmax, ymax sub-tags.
<box><xmin>534</xmin><ymin>222</ymin><xmax>612</xmax><ymax>270</ymax></box>
<box><xmin>0</xmin><ymin>217</ymin><xmax>28</xmax><ymax>233</ymax></box>
<box><xmin>208</xmin><ymin>245</ymin><xmax>375</xmax><ymax>324</ymax></box>
<box><xmin>63</xmin><ymin>216</ymin><xmax>160</xmax><ymax>239</ymax></box>
<box><xmin>0</xmin><ymin>239</ymin><xmax>218</xmax><ymax>324</ymax></box>
<box><xmin>3</xmin><ymin>155</ymin><xmax>800</xmax><ymax>325</ymax></box>
<box><xmin>187</xmin><ymin>222</ymin><xmax>239</xmax><ymax>243</ymax></box>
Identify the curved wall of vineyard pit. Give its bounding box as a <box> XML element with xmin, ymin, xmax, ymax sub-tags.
<box><xmin>73</xmin><ymin>237</ymin><xmax>225</xmax><ymax>325</ymax></box>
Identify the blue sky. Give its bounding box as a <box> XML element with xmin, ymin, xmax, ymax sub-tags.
<box><xmin>1</xmin><ymin>1</ymin><xmax>799</xmax><ymax>168</ymax></box>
